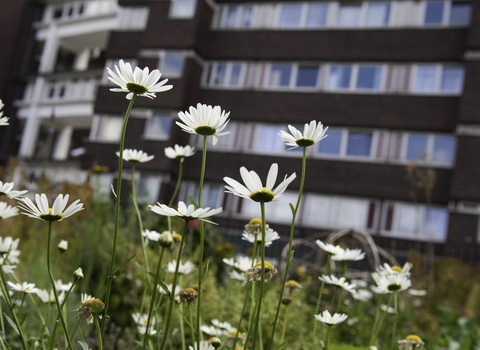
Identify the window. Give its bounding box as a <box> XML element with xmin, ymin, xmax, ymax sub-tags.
<box><xmin>412</xmin><ymin>65</ymin><xmax>464</xmax><ymax>94</ymax></box>
<box><xmin>302</xmin><ymin>194</ymin><xmax>378</xmax><ymax>230</ymax></box>
<box><xmin>424</xmin><ymin>1</ymin><xmax>445</xmax><ymax>25</ymax></box>
<box><xmin>144</xmin><ymin>114</ymin><xmax>172</xmax><ymax>140</ymax></box>
<box><xmin>170</xmin><ymin>0</ymin><xmax>197</xmax><ymax>18</ymax></box>
<box><xmin>180</xmin><ymin>182</ymin><xmax>224</xmax><ymax>210</ymax></box>
<box><xmin>328</xmin><ymin>65</ymin><xmax>352</xmax><ymax>90</ymax></box>
<box><xmin>249</xmin><ymin>124</ymin><xmax>287</xmax><ymax>153</ymax></box>
<box><xmin>449</xmin><ymin>2</ymin><xmax>471</xmax><ymax>25</ymax></box>
<box><xmin>268</xmin><ymin>64</ymin><xmax>292</xmax><ymax>88</ymax></box>
<box><xmin>136</xmin><ymin>175</ymin><xmax>161</xmax><ymax>203</ymax></box>
<box><xmin>365</xmin><ymin>2</ymin><xmax>390</xmax><ymax>27</ymax></box>
<box><xmin>441</xmin><ymin>66</ymin><xmax>464</xmax><ymax>93</ymax></box>
<box><xmin>160</xmin><ymin>52</ymin><xmax>185</xmax><ymax>78</ymax></box>
<box><xmin>90</xmin><ymin>116</ymin><xmax>123</xmax><ymax>142</ymax></box>
<box><xmin>306</xmin><ymin>4</ymin><xmax>328</xmax><ymax>28</ymax></box>
<box><xmin>118</xmin><ymin>7</ymin><xmax>150</xmax><ymax>30</ymax></box>
<box><xmin>382</xmin><ymin>202</ymin><xmax>449</xmax><ymax>242</ymax></box>
<box><xmin>218</xmin><ymin>5</ymin><xmax>254</xmax><ymax>28</ymax></box>
<box><xmin>432</xmin><ymin>135</ymin><xmax>456</xmax><ymax>165</ymax></box>
<box><xmin>413</xmin><ymin>65</ymin><xmax>437</xmax><ymax>93</ymax></box>
<box><xmin>406</xmin><ymin>134</ymin><xmax>428</xmax><ymax>161</ymax></box>
<box><xmin>241</xmin><ymin>191</ymin><xmax>297</xmax><ymax>224</ymax></box>
<box><xmin>296</xmin><ymin>66</ymin><xmax>319</xmax><ymax>88</ymax></box>
<box><xmin>278</xmin><ymin>4</ymin><xmax>302</xmax><ymax>28</ymax></box>
<box><xmin>206</xmin><ymin>62</ymin><xmax>245</xmax><ymax>88</ymax></box>
<box><xmin>356</xmin><ymin>65</ymin><xmax>382</xmax><ymax>90</ymax></box>
<box><xmin>318</xmin><ymin>129</ymin><xmax>342</xmax><ymax>155</ymax></box>
<box><xmin>338</xmin><ymin>4</ymin><xmax>361</xmax><ymax>27</ymax></box>
<box><xmin>346</xmin><ymin>132</ymin><xmax>373</xmax><ymax>157</ymax></box>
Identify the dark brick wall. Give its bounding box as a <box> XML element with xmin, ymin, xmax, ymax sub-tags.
<box><xmin>450</xmin><ymin>136</ymin><xmax>480</xmax><ymax>201</ymax></box>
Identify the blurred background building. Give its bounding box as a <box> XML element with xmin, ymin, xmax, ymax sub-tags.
<box><xmin>1</xmin><ymin>0</ymin><xmax>479</xmax><ymax>262</ymax></box>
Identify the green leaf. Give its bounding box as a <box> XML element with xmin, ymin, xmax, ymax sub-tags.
<box><xmin>3</xmin><ymin>314</ymin><xmax>19</xmax><ymax>335</ymax></box>
<box><xmin>187</xmin><ymin>195</ymin><xmax>198</xmax><ymax>207</ymax></box>
<box><xmin>78</xmin><ymin>341</ymin><xmax>92</xmax><ymax>350</ymax></box>
<box><xmin>275</xmin><ymin>339</ymin><xmax>289</xmax><ymax>350</ymax></box>
<box><xmin>157</xmin><ymin>280</ymin><xmax>171</xmax><ymax>298</ymax></box>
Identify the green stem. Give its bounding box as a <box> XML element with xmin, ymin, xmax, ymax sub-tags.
<box><xmin>280</xmin><ymin>305</ymin><xmax>290</xmax><ymax>343</ymax></box>
<box><xmin>103</xmin><ymin>94</ymin><xmax>137</xmax><ymax>334</ymax></box>
<box><xmin>188</xmin><ymin>303</ymin><xmax>196</xmax><ymax>347</ymax></box>
<box><xmin>0</xmin><ymin>268</ymin><xmax>27</xmax><ymax>350</ymax></box>
<box><xmin>143</xmin><ymin>247</ymin><xmax>165</xmax><ymax>350</ymax></box>
<box><xmin>93</xmin><ymin>316</ymin><xmax>103</xmax><ymax>350</ymax></box>
<box><xmin>390</xmin><ymin>292</ymin><xmax>399</xmax><ymax>350</ymax></box>
<box><xmin>50</xmin><ymin>279</ymin><xmax>78</xmax><ymax>349</ymax></box>
<box><xmin>250</xmin><ymin>202</ymin><xmax>267</xmax><ymax>350</ymax></box>
<box><xmin>169</xmin><ymin>158</ymin><xmax>184</xmax><ymax>208</ymax></box>
<box><xmin>179</xmin><ymin>304</ymin><xmax>186</xmax><ymax>350</ymax></box>
<box><xmin>369</xmin><ymin>293</ymin><xmax>393</xmax><ymax>347</ymax></box>
<box><xmin>195</xmin><ymin>135</ymin><xmax>208</xmax><ymax>350</ymax></box>
<box><xmin>159</xmin><ymin>222</ymin><xmax>188</xmax><ymax>350</ymax></box>
<box><xmin>46</xmin><ymin>221</ymin><xmax>73</xmax><ymax>350</ymax></box>
<box><xmin>232</xmin><ymin>282</ymin><xmax>251</xmax><ymax>350</ymax></box>
<box><xmin>313</xmin><ymin>256</ymin><xmax>331</xmax><ymax>341</ymax></box>
<box><xmin>325</xmin><ymin>325</ymin><xmax>332</xmax><ymax>350</ymax></box>
<box><xmin>268</xmin><ymin>146</ymin><xmax>307</xmax><ymax>349</ymax></box>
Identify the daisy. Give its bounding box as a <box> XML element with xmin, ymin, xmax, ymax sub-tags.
<box><xmin>150</xmin><ymin>201</ymin><xmax>222</xmax><ymax>225</ymax></box>
<box><xmin>224</xmin><ymin>163</ymin><xmax>296</xmax><ymax>203</ymax></box>
<box><xmin>0</xmin><ymin>99</ymin><xmax>8</xmax><ymax>126</ymax></box>
<box><xmin>0</xmin><ymin>181</ymin><xmax>27</xmax><ymax>199</ymax></box>
<box><xmin>211</xmin><ymin>319</ymin><xmax>236</xmax><ymax>333</ymax></box>
<box><xmin>75</xmin><ymin>293</ymin><xmax>104</xmax><ymax>324</ymax></box>
<box><xmin>0</xmin><ymin>236</ymin><xmax>20</xmax><ymax>264</ymax></box>
<box><xmin>315</xmin><ymin>240</ymin><xmax>345</xmax><ymax>256</ymax></box>
<box><xmin>188</xmin><ymin>341</ymin><xmax>214</xmax><ymax>350</ymax></box>
<box><xmin>0</xmin><ymin>202</ymin><xmax>18</xmax><ymax>220</ymax></box>
<box><xmin>142</xmin><ymin>229</ymin><xmax>161</xmax><ymax>242</ymax></box>
<box><xmin>36</xmin><ymin>289</ymin><xmax>62</xmax><ymax>304</ymax></box>
<box><xmin>408</xmin><ymin>289</ymin><xmax>427</xmax><ymax>297</ymax></box>
<box><xmin>167</xmin><ymin>259</ymin><xmax>195</xmax><ymax>275</ymax></box>
<box><xmin>7</xmin><ymin>281</ymin><xmax>39</xmax><ymax>294</ymax></box>
<box><xmin>314</xmin><ymin>310</ymin><xmax>348</xmax><ymax>325</ymax></box>
<box><xmin>222</xmin><ymin>256</ymin><xmax>254</xmax><ymax>272</ymax></box>
<box><xmin>279</xmin><ymin>120</ymin><xmax>328</xmax><ymax>149</ymax></box>
<box><xmin>398</xmin><ymin>335</ymin><xmax>425</xmax><ymax>350</ymax></box>
<box><xmin>242</xmin><ymin>228</ymin><xmax>280</xmax><ymax>247</ymax></box>
<box><xmin>0</xmin><ymin>262</ymin><xmax>16</xmax><ymax>274</ymax></box>
<box><xmin>18</xmin><ymin>194</ymin><xmax>83</xmax><ymax>222</ymax></box>
<box><xmin>158</xmin><ymin>283</ymin><xmax>181</xmax><ymax>296</ymax></box>
<box><xmin>200</xmin><ymin>325</ymin><xmax>223</xmax><ymax>336</ymax></box>
<box><xmin>164</xmin><ymin>144</ymin><xmax>195</xmax><ymax>159</ymax></box>
<box><xmin>116</xmin><ymin>149</ymin><xmax>154</xmax><ymax>163</ymax></box>
<box><xmin>376</xmin><ymin>262</ymin><xmax>413</xmax><ymax>276</ymax></box>
<box><xmin>352</xmin><ymin>289</ymin><xmax>373</xmax><ymax>302</ymax></box>
<box><xmin>318</xmin><ymin>275</ymin><xmax>357</xmax><ymax>294</ymax></box>
<box><xmin>176</xmin><ymin>103</ymin><xmax>230</xmax><ymax>145</ymax></box>
<box><xmin>242</xmin><ymin>260</ymin><xmax>278</xmax><ymax>286</ymax></box>
<box><xmin>332</xmin><ymin>248</ymin><xmax>366</xmax><ymax>262</ymax></box>
<box><xmin>107</xmin><ymin>59</ymin><xmax>172</xmax><ymax>100</ymax></box>
<box><xmin>371</xmin><ymin>272</ymin><xmax>411</xmax><ymax>294</ymax></box>
<box><xmin>132</xmin><ymin>313</ymin><xmax>157</xmax><ymax>335</ymax></box>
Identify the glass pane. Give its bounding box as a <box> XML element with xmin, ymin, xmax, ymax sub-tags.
<box><xmin>328</xmin><ymin>65</ymin><xmax>352</xmax><ymax>89</ymax></box>
<box><xmin>303</xmin><ymin>195</ymin><xmax>331</xmax><ymax>226</ymax></box>
<box><xmin>161</xmin><ymin>52</ymin><xmax>185</xmax><ymax>77</ymax></box>
<box><xmin>102</xmin><ymin>118</ymin><xmax>122</xmax><ymax>141</ymax></box>
<box><xmin>424</xmin><ymin>1</ymin><xmax>444</xmax><ymax>25</ymax></box>
<box><xmin>256</xmin><ymin>125</ymin><xmax>285</xmax><ymax>152</ymax></box>
<box><xmin>230</xmin><ymin>64</ymin><xmax>242</xmax><ymax>86</ymax></box>
<box><xmin>171</xmin><ymin>0</ymin><xmax>197</xmax><ymax>18</ymax></box>
<box><xmin>225</xmin><ymin>6</ymin><xmax>237</xmax><ymax>27</ymax></box>
<box><xmin>338</xmin><ymin>5</ymin><xmax>361</xmax><ymax>27</ymax></box>
<box><xmin>450</xmin><ymin>3</ymin><xmax>471</xmax><ymax>25</ymax></box>
<box><xmin>441</xmin><ymin>67</ymin><xmax>464</xmax><ymax>94</ymax></box>
<box><xmin>279</xmin><ymin>4</ymin><xmax>302</xmax><ymax>28</ymax></box>
<box><xmin>395</xmin><ymin>204</ymin><xmax>419</xmax><ymax>235</ymax></box>
<box><xmin>296</xmin><ymin>66</ymin><xmax>319</xmax><ymax>87</ymax></box>
<box><xmin>406</xmin><ymin>134</ymin><xmax>428</xmax><ymax>161</ymax></box>
<box><xmin>346</xmin><ymin>132</ymin><xmax>372</xmax><ymax>157</ymax></box>
<box><xmin>356</xmin><ymin>66</ymin><xmax>382</xmax><ymax>90</ymax></box>
<box><xmin>365</xmin><ymin>2</ymin><xmax>390</xmax><ymax>27</ymax></box>
<box><xmin>413</xmin><ymin>66</ymin><xmax>437</xmax><ymax>92</ymax></box>
<box><xmin>432</xmin><ymin>135</ymin><xmax>456</xmax><ymax>165</ymax></box>
<box><xmin>424</xmin><ymin>208</ymin><xmax>448</xmax><ymax>242</ymax></box>
<box><xmin>145</xmin><ymin>115</ymin><xmax>171</xmax><ymax>139</ymax></box>
<box><xmin>213</xmin><ymin>64</ymin><xmax>226</xmax><ymax>86</ymax></box>
<box><xmin>306</xmin><ymin>4</ymin><xmax>328</xmax><ymax>28</ymax></box>
<box><xmin>318</xmin><ymin>129</ymin><xmax>342</xmax><ymax>155</ymax></box>
<box><xmin>269</xmin><ymin>65</ymin><xmax>292</xmax><ymax>87</ymax></box>
<box><xmin>240</xmin><ymin>6</ymin><xmax>253</xmax><ymax>28</ymax></box>
<box><xmin>336</xmin><ymin>199</ymin><xmax>367</xmax><ymax>228</ymax></box>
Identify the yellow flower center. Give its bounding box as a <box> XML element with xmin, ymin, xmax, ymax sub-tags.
<box><xmin>126</xmin><ymin>82</ymin><xmax>148</xmax><ymax>95</ymax></box>
<box><xmin>255</xmin><ymin>261</ymin><xmax>274</xmax><ymax>271</ymax></box>
<box><xmin>405</xmin><ymin>335</ymin><xmax>423</xmax><ymax>342</ymax></box>
<box><xmin>248</xmin><ymin>218</ymin><xmax>262</xmax><ymax>225</ymax></box>
<box><xmin>40</xmin><ymin>208</ymin><xmax>63</xmax><ymax>222</ymax></box>
<box><xmin>250</xmin><ymin>188</ymin><xmax>275</xmax><ymax>203</ymax></box>
<box><xmin>295</xmin><ymin>138</ymin><xmax>315</xmax><ymax>147</ymax></box>
<box><xmin>392</xmin><ymin>266</ymin><xmax>403</xmax><ymax>273</ymax></box>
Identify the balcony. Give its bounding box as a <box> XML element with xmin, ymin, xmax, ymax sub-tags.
<box><xmin>41</xmin><ymin>0</ymin><xmax>118</xmax><ymax>24</ymax></box>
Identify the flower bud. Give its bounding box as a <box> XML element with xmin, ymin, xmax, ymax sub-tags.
<box><xmin>58</xmin><ymin>240</ymin><xmax>68</xmax><ymax>252</ymax></box>
<box><xmin>210</xmin><ymin>337</ymin><xmax>222</xmax><ymax>349</ymax></box>
<box><xmin>159</xmin><ymin>230</ymin><xmax>174</xmax><ymax>248</ymax></box>
<box><xmin>74</xmin><ymin>267</ymin><xmax>84</xmax><ymax>280</ymax></box>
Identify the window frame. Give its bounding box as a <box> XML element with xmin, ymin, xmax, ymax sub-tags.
<box><xmin>143</xmin><ymin>112</ymin><xmax>173</xmax><ymax>141</ymax></box>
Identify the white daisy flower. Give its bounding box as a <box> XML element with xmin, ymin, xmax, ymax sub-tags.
<box><xmin>158</xmin><ymin>283</ymin><xmax>181</xmax><ymax>297</ymax></box>
<box><xmin>0</xmin><ymin>236</ymin><xmax>20</xmax><ymax>264</ymax></box>
<box><xmin>318</xmin><ymin>275</ymin><xmax>357</xmax><ymax>294</ymax></box>
<box><xmin>142</xmin><ymin>229</ymin><xmax>161</xmax><ymax>242</ymax></box>
<box><xmin>7</xmin><ymin>281</ymin><xmax>39</xmax><ymax>294</ymax></box>
<box><xmin>176</xmin><ymin>103</ymin><xmax>230</xmax><ymax>145</ymax></box>
<box><xmin>352</xmin><ymin>289</ymin><xmax>373</xmax><ymax>302</ymax></box>
<box><xmin>211</xmin><ymin>319</ymin><xmax>236</xmax><ymax>332</ymax></box>
<box><xmin>371</xmin><ymin>272</ymin><xmax>411</xmax><ymax>294</ymax></box>
<box><xmin>0</xmin><ymin>202</ymin><xmax>18</xmax><ymax>220</ymax></box>
<box><xmin>188</xmin><ymin>341</ymin><xmax>214</xmax><ymax>350</ymax></box>
<box><xmin>116</xmin><ymin>149</ymin><xmax>154</xmax><ymax>163</ymax></box>
<box><xmin>398</xmin><ymin>335</ymin><xmax>425</xmax><ymax>350</ymax></box>
<box><xmin>0</xmin><ymin>181</ymin><xmax>27</xmax><ymax>199</ymax></box>
<box><xmin>315</xmin><ymin>240</ymin><xmax>345</xmax><ymax>256</ymax></box>
<box><xmin>380</xmin><ymin>304</ymin><xmax>396</xmax><ymax>314</ymax></box>
<box><xmin>242</xmin><ymin>228</ymin><xmax>280</xmax><ymax>247</ymax></box>
<box><xmin>332</xmin><ymin>248</ymin><xmax>366</xmax><ymax>262</ymax></box>
<box><xmin>18</xmin><ymin>194</ymin><xmax>84</xmax><ymax>222</ymax></box>
<box><xmin>376</xmin><ymin>262</ymin><xmax>413</xmax><ymax>277</ymax></box>
<box><xmin>167</xmin><ymin>259</ymin><xmax>195</xmax><ymax>275</ymax></box>
<box><xmin>224</xmin><ymin>163</ymin><xmax>296</xmax><ymax>203</ymax></box>
<box><xmin>55</xmin><ymin>279</ymin><xmax>73</xmax><ymax>292</ymax></box>
<box><xmin>0</xmin><ymin>99</ymin><xmax>8</xmax><ymax>126</ymax></box>
<box><xmin>314</xmin><ymin>310</ymin><xmax>348</xmax><ymax>325</ymax></box>
<box><xmin>279</xmin><ymin>120</ymin><xmax>328</xmax><ymax>149</ymax></box>
<box><xmin>242</xmin><ymin>261</ymin><xmax>278</xmax><ymax>287</ymax></box>
<box><xmin>36</xmin><ymin>289</ymin><xmax>61</xmax><ymax>304</ymax></box>
<box><xmin>76</xmin><ymin>293</ymin><xmax>104</xmax><ymax>324</ymax></box>
<box><xmin>149</xmin><ymin>201</ymin><xmax>222</xmax><ymax>225</ymax></box>
<box><xmin>229</xmin><ymin>270</ymin><xmax>246</xmax><ymax>281</ymax></box>
<box><xmin>107</xmin><ymin>59</ymin><xmax>172</xmax><ymax>100</ymax></box>
<box><xmin>164</xmin><ymin>144</ymin><xmax>195</xmax><ymax>159</ymax></box>
<box><xmin>222</xmin><ymin>256</ymin><xmax>254</xmax><ymax>272</ymax></box>
<box><xmin>408</xmin><ymin>289</ymin><xmax>427</xmax><ymax>297</ymax></box>
<box><xmin>132</xmin><ymin>313</ymin><xmax>157</xmax><ymax>335</ymax></box>
<box><xmin>0</xmin><ymin>262</ymin><xmax>16</xmax><ymax>274</ymax></box>
<box><xmin>200</xmin><ymin>325</ymin><xmax>222</xmax><ymax>336</ymax></box>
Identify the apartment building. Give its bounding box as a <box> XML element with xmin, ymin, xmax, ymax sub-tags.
<box><xmin>7</xmin><ymin>0</ymin><xmax>480</xmax><ymax>260</ymax></box>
